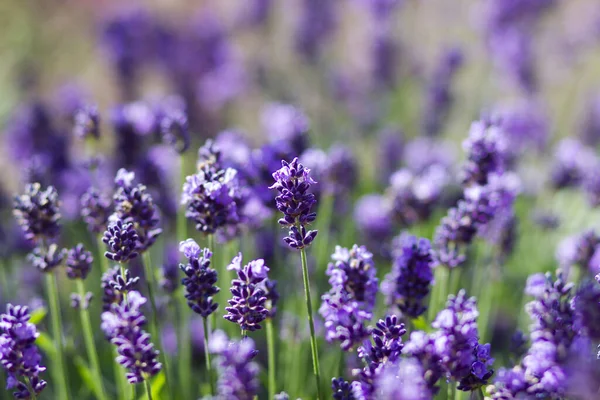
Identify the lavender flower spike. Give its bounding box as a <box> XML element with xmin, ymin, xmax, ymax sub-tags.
<box><xmin>101</xmin><ymin>291</ymin><xmax>162</xmax><ymax>384</ymax></box>
<box><xmin>102</xmin><ymin>219</ymin><xmax>139</xmax><ymax>262</ymax></box>
<box><xmin>210</xmin><ymin>330</ymin><xmax>260</xmax><ymax>400</ymax></box>
<box><xmin>270</xmin><ymin>157</ymin><xmax>318</xmax><ymax>249</ymax></box>
<box><xmin>179</xmin><ymin>239</ymin><xmax>219</xmax><ymax>318</ymax></box>
<box><xmin>0</xmin><ymin>304</ymin><xmax>47</xmax><ymax>399</ymax></box>
<box><xmin>13</xmin><ymin>183</ymin><xmax>61</xmax><ymax>243</ymax></box>
<box><xmin>65</xmin><ymin>244</ymin><xmax>94</xmax><ymax>280</ymax></box>
<box><xmin>224</xmin><ymin>253</ymin><xmax>269</xmax><ymax>332</ymax></box>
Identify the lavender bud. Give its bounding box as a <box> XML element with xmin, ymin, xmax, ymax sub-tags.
<box><xmin>65</xmin><ymin>244</ymin><xmax>93</xmax><ymax>280</ymax></box>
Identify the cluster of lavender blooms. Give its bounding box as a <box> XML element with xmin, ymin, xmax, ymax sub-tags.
<box><xmin>556</xmin><ymin>229</ymin><xmax>600</xmax><ymax>276</ymax></box>
<box><xmin>179</xmin><ymin>239</ymin><xmax>220</xmax><ymax>318</ymax></box>
<box><xmin>433</xmin><ymin>119</ymin><xmax>518</xmax><ymax>268</ymax></box>
<box><xmin>101</xmin><ymin>291</ymin><xmax>162</xmax><ymax>384</ymax></box>
<box><xmin>0</xmin><ymin>305</ymin><xmax>47</xmax><ymax>399</ymax></box>
<box><xmin>320</xmin><ymin>245</ymin><xmax>378</xmax><ymax>351</ymax></box>
<box><xmin>224</xmin><ymin>254</ymin><xmax>270</xmax><ymax>332</ymax></box>
<box><xmin>209</xmin><ymin>330</ymin><xmax>260</xmax><ymax>400</ymax></box>
<box><xmin>382</xmin><ymin>234</ymin><xmax>434</xmax><ymax>319</ymax></box>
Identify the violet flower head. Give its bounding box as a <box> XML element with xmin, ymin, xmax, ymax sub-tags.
<box><xmin>0</xmin><ymin>304</ymin><xmax>47</xmax><ymax>399</ymax></box>
<box><xmin>160</xmin><ymin>244</ymin><xmax>180</xmax><ymax>294</ymax></box>
<box><xmin>371</xmin><ymin>31</ymin><xmax>398</xmax><ymax>90</ymax></box>
<box><xmin>488</xmin><ymin>366</ymin><xmax>528</xmax><ymax>399</ymax></box>
<box><xmin>549</xmin><ymin>139</ymin><xmax>596</xmax><ymax>189</ymax></box>
<box><xmin>457</xmin><ymin>343</ymin><xmax>494</xmax><ymax>391</ymax></box>
<box><xmin>28</xmin><ymin>243</ymin><xmax>65</xmax><ymax>273</ymax></box>
<box><xmin>102</xmin><ymin>291</ymin><xmax>162</xmax><ymax>384</ymax></box>
<box><xmin>332</xmin><ymin>377</ymin><xmax>355</xmax><ymax>400</ymax></box>
<box><xmin>556</xmin><ymin>230</ymin><xmax>600</xmax><ymax>275</ymax></box>
<box><xmin>402</xmin><ymin>330</ymin><xmax>444</xmax><ymax>394</ymax></box>
<box><xmin>431</xmin><ymin>290</ymin><xmax>480</xmax><ymax>382</ymax></box>
<box><xmin>571</xmin><ymin>280</ymin><xmax>600</xmax><ymax>340</ymax></box>
<box><xmin>80</xmin><ymin>187</ymin><xmax>112</xmax><ymax>234</ymax></box>
<box><xmin>210</xmin><ymin>330</ymin><xmax>260</xmax><ymax>400</ymax></box>
<box><xmin>65</xmin><ymin>243</ymin><xmax>93</xmax><ymax>280</ymax></box>
<box><xmin>113</xmin><ymin>169</ymin><xmax>162</xmax><ymax>252</ymax></box>
<box><xmin>182</xmin><ymin>156</ymin><xmax>241</xmax><ymax>236</ymax></box>
<box><xmin>13</xmin><ymin>183</ymin><xmax>61</xmax><ymax>243</ymax></box>
<box><xmin>580</xmin><ymin>94</ymin><xmax>600</xmax><ymax>146</ymax></box>
<box><xmin>262</xmin><ymin>103</ymin><xmax>310</xmax><ymax>155</ymax></box>
<box><xmin>422</xmin><ymin>46</ymin><xmax>464</xmax><ymax>137</ymax></box>
<box><xmin>102</xmin><ymin>219</ymin><xmax>139</xmax><ymax>262</ymax></box>
<box><xmin>320</xmin><ymin>245</ymin><xmax>378</xmax><ymax>350</ymax></box>
<box><xmin>259</xmin><ymin>278</ymin><xmax>280</xmax><ymax>319</ymax></box>
<box><xmin>461</xmin><ymin>119</ymin><xmax>507</xmax><ymax>186</ymax></box>
<box><xmin>73</xmin><ymin>104</ymin><xmax>100</xmax><ymax>140</ymax></box>
<box><xmin>351</xmin><ymin>315</ymin><xmax>407</xmax><ymax>399</ymax></box>
<box><xmin>179</xmin><ymin>239</ymin><xmax>219</xmax><ymax>318</ymax></box>
<box><xmin>376</xmin><ymin>128</ymin><xmax>403</xmax><ymax>184</ymax></box>
<box><xmin>354</xmin><ymin>194</ymin><xmax>393</xmax><ymax>244</ymax></box>
<box><xmin>159</xmin><ymin>103</ymin><xmax>189</xmax><ymax>154</ymax></box>
<box><xmin>224</xmin><ymin>253</ymin><xmax>269</xmax><ymax>332</ymax></box>
<box><xmin>325</xmin><ymin>145</ymin><xmax>358</xmax><ymax>196</ymax></box>
<box><xmin>270</xmin><ymin>157</ymin><xmax>318</xmax><ymax>250</ymax></box>
<box><xmin>375</xmin><ymin>358</ymin><xmax>431</xmax><ymax>400</ymax></box>
<box><xmin>383</xmin><ymin>234</ymin><xmax>434</xmax><ymax>319</ymax></box>
<box><xmin>295</xmin><ymin>0</ymin><xmax>337</xmax><ymax>63</ymax></box>
<box><xmin>101</xmin><ymin>266</ymin><xmax>140</xmax><ymax>312</ymax></box>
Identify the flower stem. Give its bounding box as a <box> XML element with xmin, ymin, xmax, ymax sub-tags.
<box><xmin>141</xmin><ymin>251</ymin><xmax>173</xmax><ymax>399</ymax></box>
<box><xmin>202</xmin><ymin>317</ymin><xmax>215</xmax><ymax>396</ymax></box>
<box><xmin>25</xmin><ymin>377</ymin><xmax>37</xmax><ymax>400</ymax></box>
<box><xmin>299</xmin><ymin>247</ymin><xmax>323</xmax><ymax>400</ymax></box>
<box><xmin>428</xmin><ymin>266</ymin><xmax>449</xmax><ymax>322</ymax></box>
<box><xmin>144</xmin><ymin>379</ymin><xmax>153</xmax><ymax>400</ymax></box>
<box><xmin>45</xmin><ymin>273</ymin><xmax>70</xmax><ymax>400</ymax></box>
<box><xmin>266</xmin><ymin>318</ymin><xmax>276</xmax><ymax>400</ymax></box>
<box><xmin>315</xmin><ymin>193</ymin><xmax>334</xmax><ymax>272</ymax></box>
<box><xmin>76</xmin><ymin>280</ymin><xmax>108</xmax><ymax>400</ymax></box>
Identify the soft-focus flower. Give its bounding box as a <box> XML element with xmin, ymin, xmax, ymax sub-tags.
<box><xmin>320</xmin><ymin>245</ymin><xmax>378</xmax><ymax>350</ymax></box>
<box><xmin>73</xmin><ymin>104</ymin><xmax>100</xmax><ymax>140</ymax></box>
<box><xmin>80</xmin><ymin>187</ymin><xmax>112</xmax><ymax>234</ymax></box>
<box><xmin>382</xmin><ymin>234</ymin><xmax>434</xmax><ymax>319</ymax></box>
<box><xmin>65</xmin><ymin>244</ymin><xmax>93</xmax><ymax>280</ymax></box>
<box><xmin>13</xmin><ymin>183</ymin><xmax>61</xmax><ymax>243</ymax></box>
<box><xmin>159</xmin><ymin>101</ymin><xmax>189</xmax><ymax>154</ymax></box>
<box><xmin>159</xmin><ymin>244</ymin><xmax>180</xmax><ymax>294</ymax></box>
<box><xmin>210</xmin><ymin>330</ymin><xmax>260</xmax><ymax>400</ymax></box>
<box><xmin>224</xmin><ymin>253</ymin><xmax>269</xmax><ymax>332</ymax></box>
<box><xmin>332</xmin><ymin>377</ymin><xmax>355</xmax><ymax>400</ymax></box>
<box><xmin>402</xmin><ymin>331</ymin><xmax>444</xmax><ymax>394</ymax></box>
<box><xmin>354</xmin><ymin>194</ymin><xmax>393</xmax><ymax>245</ymax></box>
<box><xmin>102</xmin><ymin>291</ymin><xmax>162</xmax><ymax>384</ymax></box>
<box><xmin>375</xmin><ymin>358</ymin><xmax>431</xmax><ymax>400</ymax></box>
<box><xmin>179</xmin><ymin>239</ymin><xmax>219</xmax><ymax>318</ymax></box>
<box><xmin>0</xmin><ymin>304</ymin><xmax>47</xmax><ymax>399</ymax></box>
<box><xmin>27</xmin><ymin>244</ymin><xmax>65</xmax><ymax>273</ymax></box>
<box><xmin>571</xmin><ymin>279</ymin><xmax>600</xmax><ymax>340</ymax></box>
<box><xmin>461</xmin><ymin>119</ymin><xmax>508</xmax><ymax>186</ymax></box>
<box><xmin>549</xmin><ymin>139</ymin><xmax>596</xmax><ymax>189</ymax></box>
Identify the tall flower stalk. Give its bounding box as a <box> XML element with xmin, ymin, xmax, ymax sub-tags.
<box><xmin>270</xmin><ymin>157</ymin><xmax>322</xmax><ymax>399</ymax></box>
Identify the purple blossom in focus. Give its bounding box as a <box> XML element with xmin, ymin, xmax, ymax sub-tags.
<box><xmin>179</xmin><ymin>239</ymin><xmax>219</xmax><ymax>318</ymax></box>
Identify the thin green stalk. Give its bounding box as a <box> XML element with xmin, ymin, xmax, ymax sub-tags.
<box><xmin>141</xmin><ymin>251</ymin><xmax>173</xmax><ymax>399</ymax></box>
<box><xmin>76</xmin><ymin>280</ymin><xmax>108</xmax><ymax>400</ymax></box>
<box><xmin>202</xmin><ymin>317</ymin><xmax>215</xmax><ymax>396</ymax></box>
<box><xmin>428</xmin><ymin>266</ymin><xmax>449</xmax><ymax>322</ymax></box>
<box><xmin>45</xmin><ymin>273</ymin><xmax>70</xmax><ymax>400</ymax></box>
<box><xmin>315</xmin><ymin>193</ymin><xmax>334</xmax><ymax>272</ymax></box>
<box><xmin>25</xmin><ymin>377</ymin><xmax>37</xmax><ymax>400</ymax></box>
<box><xmin>144</xmin><ymin>379</ymin><xmax>153</xmax><ymax>400</ymax></box>
<box><xmin>299</xmin><ymin>247</ymin><xmax>323</xmax><ymax>400</ymax></box>
<box><xmin>266</xmin><ymin>318</ymin><xmax>276</xmax><ymax>400</ymax></box>
<box><xmin>469</xmin><ymin>388</ymin><xmax>485</xmax><ymax>400</ymax></box>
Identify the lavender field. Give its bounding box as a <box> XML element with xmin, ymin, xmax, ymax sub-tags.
<box><xmin>1</xmin><ymin>0</ymin><xmax>600</xmax><ymax>399</ymax></box>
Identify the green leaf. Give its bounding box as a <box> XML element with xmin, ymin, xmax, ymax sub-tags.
<box><xmin>36</xmin><ymin>332</ymin><xmax>56</xmax><ymax>357</ymax></box>
<box><xmin>29</xmin><ymin>307</ymin><xmax>48</xmax><ymax>325</ymax></box>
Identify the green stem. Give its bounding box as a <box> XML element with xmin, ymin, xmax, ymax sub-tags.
<box><xmin>469</xmin><ymin>388</ymin><xmax>485</xmax><ymax>400</ymax></box>
<box><xmin>266</xmin><ymin>318</ymin><xmax>276</xmax><ymax>400</ymax></box>
<box><xmin>144</xmin><ymin>379</ymin><xmax>153</xmax><ymax>400</ymax></box>
<box><xmin>299</xmin><ymin>247</ymin><xmax>323</xmax><ymax>400</ymax></box>
<box><xmin>202</xmin><ymin>317</ymin><xmax>215</xmax><ymax>396</ymax></box>
<box><xmin>45</xmin><ymin>273</ymin><xmax>70</xmax><ymax>400</ymax></box>
<box><xmin>25</xmin><ymin>377</ymin><xmax>37</xmax><ymax>400</ymax></box>
<box><xmin>76</xmin><ymin>280</ymin><xmax>108</xmax><ymax>400</ymax></box>
<box><xmin>428</xmin><ymin>266</ymin><xmax>449</xmax><ymax>322</ymax></box>
<box><xmin>315</xmin><ymin>193</ymin><xmax>334</xmax><ymax>272</ymax></box>
<box><xmin>141</xmin><ymin>251</ymin><xmax>173</xmax><ymax>399</ymax></box>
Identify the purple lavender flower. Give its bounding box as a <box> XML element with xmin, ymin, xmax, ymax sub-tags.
<box><xmin>382</xmin><ymin>234</ymin><xmax>434</xmax><ymax>319</ymax></box>
<box><xmin>13</xmin><ymin>183</ymin><xmax>61</xmax><ymax>243</ymax></box>
<box><xmin>102</xmin><ymin>219</ymin><xmax>139</xmax><ymax>262</ymax></box>
<box><xmin>324</xmin><ymin>145</ymin><xmax>358</xmax><ymax>196</ymax></box>
<box><xmin>461</xmin><ymin>119</ymin><xmax>507</xmax><ymax>186</ymax></box>
<box><xmin>295</xmin><ymin>0</ymin><xmax>337</xmax><ymax>63</ymax></box>
<box><xmin>0</xmin><ymin>304</ymin><xmax>47</xmax><ymax>399</ymax></box>
<box><xmin>224</xmin><ymin>253</ymin><xmax>269</xmax><ymax>332</ymax></box>
<box><xmin>159</xmin><ymin>102</ymin><xmax>189</xmax><ymax>154</ymax></box>
<box><xmin>376</xmin><ymin>127</ymin><xmax>404</xmax><ymax>184</ymax></box>
<box><xmin>371</xmin><ymin>31</ymin><xmax>398</xmax><ymax>89</ymax></box>
<box><xmin>556</xmin><ymin>230</ymin><xmax>600</xmax><ymax>276</ymax></box>
<box><xmin>572</xmin><ymin>280</ymin><xmax>600</xmax><ymax>340</ymax></box>
<box><xmin>431</xmin><ymin>290</ymin><xmax>483</xmax><ymax>383</ymax></box>
<box><xmin>27</xmin><ymin>244</ymin><xmax>65</xmax><ymax>273</ymax></box>
<box><xmin>375</xmin><ymin>358</ymin><xmax>431</xmax><ymax>400</ymax></box>
<box><xmin>354</xmin><ymin>195</ymin><xmax>393</xmax><ymax>245</ymax></box>
<box><xmin>488</xmin><ymin>366</ymin><xmax>528</xmax><ymax>399</ymax></box>
<box><xmin>320</xmin><ymin>245</ymin><xmax>378</xmax><ymax>350</ymax></box>
<box><xmin>210</xmin><ymin>330</ymin><xmax>260</xmax><ymax>400</ymax></box>
<box><xmin>65</xmin><ymin>243</ymin><xmax>93</xmax><ymax>280</ymax></box>
<box><xmin>422</xmin><ymin>47</ymin><xmax>464</xmax><ymax>137</ymax></box>
<box><xmin>270</xmin><ymin>157</ymin><xmax>318</xmax><ymax>249</ymax></box>
<box><xmin>159</xmin><ymin>244</ymin><xmax>180</xmax><ymax>294</ymax></box>
<box><xmin>402</xmin><ymin>331</ymin><xmax>444</xmax><ymax>394</ymax></box>
<box><xmin>80</xmin><ymin>187</ymin><xmax>112</xmax><ymax>234</ymax></box>
<box><xmin>101</xmin><ymin>266</ymin><xmax>140</xmax><ymax>312</ymax></box>
<box><xmin>580</xmin><ymin>94</ymin><xmax>600</xmax><ymax>146</ymax></box>
<box><xmin>332</xmin><ymin>377</ymin><xmax>355</xmax><ymax>400</ymax></box>
<box><xmin>102</xmin><ymin>291</ymin><xmax>162</xmax><ymax>384</ymax></box>
<box><xmin>262</xmin><ymin>103</ymin><xmax>310</xmax><ymax>155</ymax></box>
<box><xmin>494</xmin><ymin>99</ymin><xmax>549</xmax><ymax>152</ymax></box>
<box><xmin>73</xmin><ymin>104</ymin><xmax>100</xmax><ymax>139</ymax></box>
<box><xmin>457</xmin><ymin>343</ymin><xmax>494</xmax><ymax>391</ymax></box>
<box><xmin>182</xmin><ymin>148</ymin><xmax>241</xmax><ymax>235</ymax></box>
<box><xmin>352</xmin><ymin>315</ymin><xmax>407</xmax><ymax>399</ymax></box>
<box><xmin>113</xmin><ymin>169</ymin><xmax>162</xmax><ymax>252</ymax></box>
<box><xmin>550</xmin><ymin>139</ymin><xmax>596</xmax><ymax>189</ymax></box>
<box><xmin>179</xmin><ymin>239</ymin><xmax>219</xmax><ymax>318</ymax></box>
